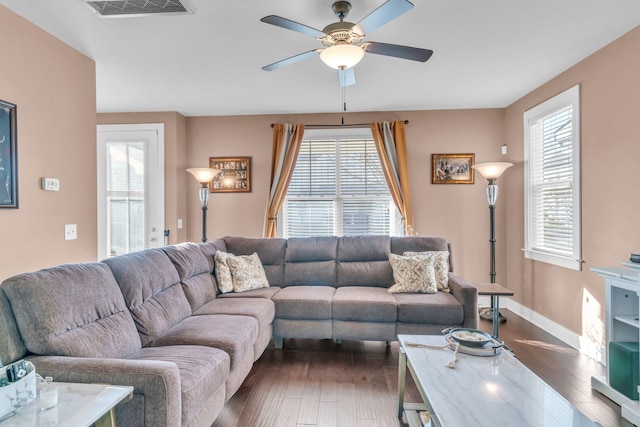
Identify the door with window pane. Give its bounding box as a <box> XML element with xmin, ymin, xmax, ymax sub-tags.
<box><xmin>97</xmin><ymin>125</ymin><xmax>164</xmax><ymax>259</ymax></box>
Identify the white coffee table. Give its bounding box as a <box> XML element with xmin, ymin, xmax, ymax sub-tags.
<box><xmin>0</xmin><ymin>382</ymin><xmax>133</xmax><ymax>427</ymax></box>
<box><xmin>397</xmin><ymin>334</ymin><xmax>601</xmax><ymax>427</ymax></box>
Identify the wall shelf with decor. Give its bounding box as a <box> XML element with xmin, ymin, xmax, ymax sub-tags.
<box><xmin>591</xmin><ymin>265</ymin><xmax>640</xmax><ymax>425</ymax></box>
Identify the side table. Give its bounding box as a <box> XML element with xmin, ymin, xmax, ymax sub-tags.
<box><xmin>475</xmin><ymin>282</ymin><xmax>514</xmax><ymax>339</ymax></box>
<box><xmin>0</xmin><ymin>382</ymin><xmax>133</xmax><ymax>427</ymax></box>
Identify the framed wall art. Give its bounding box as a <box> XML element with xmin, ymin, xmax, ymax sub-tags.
<box><xmin>431</xmin><ymin>153</ymin><xmax>475</xmax><ymax>185</ymax></box>
<box><xmin>209</xmin><ymin>156</ymin><xmax>251</xmax><ymax>193</ymax></box>
<box><xmin>0</xmin><ymin>100</ymin><xmax>18</xmax><ymax>208</ymax></box>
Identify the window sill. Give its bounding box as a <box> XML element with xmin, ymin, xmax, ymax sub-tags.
<box><xmin>524</xmin><ymin>249</ymin><xmax>582</xmax><ymax>271</ymax></box>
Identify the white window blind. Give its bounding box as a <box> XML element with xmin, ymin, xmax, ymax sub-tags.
<box><xmin>282</xmin><ymin>131</ymin><xmax>397</xmax><ymax>237</ymax></box>
<box><xmin>524</xmin><ymin>85</ymin><xmax>581</xmax><ymax>270</ymax></box>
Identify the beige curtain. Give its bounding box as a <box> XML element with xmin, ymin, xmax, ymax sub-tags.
<box><xmin>264</xmin><ymin>123</ymin><xmax>305</xmax><ymax>237</ymax></box>
<box><xmin>370</xmin><ymin>121</ymin><xmax>414</xmax><ymax>235</ymax></box>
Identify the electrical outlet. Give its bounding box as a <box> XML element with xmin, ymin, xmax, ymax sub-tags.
<box><xmin>65</xmin><ymin>224</ymin><xmax>77</xmax><ymax>240</ymax></box>
<box><xmin>41</xmin><ymin>178</ymin><xmax>60</xmax><ymax>191</ymax></box>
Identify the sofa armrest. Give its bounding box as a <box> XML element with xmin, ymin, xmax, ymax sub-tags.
<box><xmin>28</xmin><ymin>355</ymin><xmax>181</xmax><ymax>427</ymax></box>
<box><xmin>448</xmin><ymin>273</ymin><xmax>478</xmax><ymax>329</ymax></box>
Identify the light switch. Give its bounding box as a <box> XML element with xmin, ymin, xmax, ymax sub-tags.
<box><xmin>177</xmin><ymin>219</ymin><xmax>183</xmax><ymax>229</ymax></box>
<box><xmin>65</xmin><ymin>224</ymin><xmax>77</xmax><ymax>240</ymax></box>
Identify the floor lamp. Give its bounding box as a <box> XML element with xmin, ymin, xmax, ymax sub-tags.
<box><xmin>472</xmin><ymin>162</ymin><xmax>513</xmax><ymax>321</ymax></box>
<box><xmin>186</xmin><ymin>168</ymin><xmax>220</xmax><ymax>243</ymax></box>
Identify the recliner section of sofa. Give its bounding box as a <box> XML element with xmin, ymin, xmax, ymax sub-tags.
<box><xmin>235</xmin><ymin>235</ymin><xmax>477</xmax><ymax>348</ymax></box>
<box><xmin>0</xmin><ymin>245</ymin><xmax>274</xmax><ymax>427</ymax></box>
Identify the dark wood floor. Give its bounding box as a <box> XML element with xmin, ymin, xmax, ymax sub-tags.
<box><xmin>212</xmin><ymin>310</ymin><xmax>633</xmax><ymax>427</ymax></box>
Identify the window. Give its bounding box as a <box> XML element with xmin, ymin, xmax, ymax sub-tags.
<box><xmin>281</xmin><ymin>129</ymin><xmax>400</xmax><ymax>237</ymax></box>
<box><xmin>524</xmin><ymin>85</ymin><xmax>581</xmax><ymax>270</ymax></box>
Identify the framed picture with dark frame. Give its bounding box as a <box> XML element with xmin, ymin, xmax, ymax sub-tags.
<box><xmin>209</xmin><ymin>156</ymin><xmax>251</xmax><ymax>193</ymax></box>
<box><xmin>0</xmin><ymin>99</ymin><xmax>18</xmax><ymax>208</ymax></box>
<box><xmin>431</xmin><ymin>153</ymin><xmax>475</xmax><ymax>185</ymax></box>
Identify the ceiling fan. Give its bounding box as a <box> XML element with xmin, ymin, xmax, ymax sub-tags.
<box><xmin>260</xmin><ymin>0</ymin><xmax>433</xmax><ymax>87</ymax></box>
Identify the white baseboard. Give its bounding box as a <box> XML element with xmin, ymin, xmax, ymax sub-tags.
<box><xmin>503</xmin><ymin>298</ymin><xmax>581</xmax><ymax>350</ymax></box>
<box><xmin>479</xmin><ymin>296</ymin><xmax>605</xmax><ymax>363</ymax></box>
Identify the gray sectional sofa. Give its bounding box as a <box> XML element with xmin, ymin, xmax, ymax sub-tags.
<box><xmin>0</xmin><ymin>235</ymin><xmax>477</xmax><ymax>427</ymax></box>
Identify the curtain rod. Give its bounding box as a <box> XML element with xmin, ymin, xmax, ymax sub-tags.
<box><xmin>270</xmin><ymin>120</ymin><xmax>409</xmax><ymax>128</ymax></box>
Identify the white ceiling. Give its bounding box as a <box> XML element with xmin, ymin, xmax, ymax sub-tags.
<box><xmin>2</xmin><ymin>0</ymin><xmax>639</xmax><ymax>117</ymax></box>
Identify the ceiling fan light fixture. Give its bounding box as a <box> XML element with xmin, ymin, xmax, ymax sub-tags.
<box><xmin>320</xmin><ymin>44</ymin><xmax>364</xmax><ymax>69</ymax></box>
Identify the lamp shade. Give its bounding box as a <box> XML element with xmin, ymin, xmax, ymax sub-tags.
<box><xmin>320</xmin><ymin>44</ymin><xmax>365</xmax><ymax>69</ymax></box>
<box><xmin>186</xmin><ymin>168</ymin><xmax>220</xmax><ymax>184</ymax></box>
<box><xmin>472</xmin><ymin>162</ymin><xmax>513</xmax><ymax>180</ymax></box>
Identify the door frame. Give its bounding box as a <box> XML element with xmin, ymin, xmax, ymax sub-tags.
<box><xmin>97</xmin><ymin>123</ymin><xmax>165</xmax><ymax>260</ymax></box>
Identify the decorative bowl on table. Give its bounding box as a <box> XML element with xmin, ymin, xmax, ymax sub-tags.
<box><xmin>447</xmin><ymin>328</ymin><xmax>493</xmax><ymax>348</ymax></box>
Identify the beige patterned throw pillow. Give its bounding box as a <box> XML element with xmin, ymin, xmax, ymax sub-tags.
<box><xmin>214</xmin><ymin>251</ymin><xmax>235</xmax><ymax>294</ymax></box>
<box><xmin>226</xmin><ymin>252</ymin><xmax>270</xmax><ymax>293</ymax></box>
<box><xmin>403</xmin><ymin>251</ymin><xmax>450</xmax><ymax>292</ymax></box>
<box><xmin>388</xmin><ymin>253</ymin><xmax>438</xmax><ymax>294</ymax></box>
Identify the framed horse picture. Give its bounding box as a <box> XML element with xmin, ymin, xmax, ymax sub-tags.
<box><xmin>431</xmin><ymin>153</ymin><xmax>475</xmax><ymax>185</ymax></box>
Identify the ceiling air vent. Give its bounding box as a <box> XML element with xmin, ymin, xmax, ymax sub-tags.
<box><xmin>83</xmin><ymin>0</ymin><xmax>194</xmax><ymax>18</ymax></box>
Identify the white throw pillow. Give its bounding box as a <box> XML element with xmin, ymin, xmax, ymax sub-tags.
<box><xmin>403</xmin><ymin>251</ymin><xmax>450</xmax><ymax>292</ymax></box>
<box><xmin>388</xmin><ymin>253</ymin><xmax>438</xmax><ymax>294</ymax></box>
<box><xmin>226</xmin><ymin>252</ymin><xmax>270</xmax><ymax>293</ymax></box>
<box><xmin>214</xmin><ymin>251</ymin><xmax>235</xmax><ymax>294</ymax></box>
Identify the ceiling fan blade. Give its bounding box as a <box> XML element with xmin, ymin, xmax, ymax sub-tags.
<box><xmin>353</xmin><ymin>0</ymin><xmax>414</xmax><ymax>36</ymax></box>
<box><xmin>262</xmin><ymin>50</ymin><xmax>321</xmax><ymax>71</ymax></box>
<box><xmin>260</xmin><ymin>15</ymin><xmax>326</xmax><ymax>39</ymax></box>
<box><xmin>364</xmin><ymin>42</ymin><xmax>433</xmax><ymax>62</ymax></box>
<box><xmin>338</xmin><ymin>67</ymin><xmax>356</xmax><ymax>87</ymax></box>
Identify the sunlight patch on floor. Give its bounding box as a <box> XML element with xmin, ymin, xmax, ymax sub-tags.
<box><xmin>580</xmin><ymin>288</ymin><xmax>604</xmax><ymax>363</ymax></box>
<box><xmin>513</xmin><ymin>339</ymin><xmax>578</xmax><ymax>354</ymax></box>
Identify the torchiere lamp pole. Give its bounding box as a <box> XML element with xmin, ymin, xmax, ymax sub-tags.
<box><xmin>186</xmin><ymin>168</ymin><xmax>221</xmax><ymax>243</ymax></box>
<box><xmin>472</xmin><ymin>162</ymin><xmax>513</xmax><ymax>321</ymax></box>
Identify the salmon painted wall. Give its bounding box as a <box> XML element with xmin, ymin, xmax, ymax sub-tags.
<box><xmin>186</xmin><ymin>109</ymin><xmax>506</xmax><ymax>283</ymax></box>
<box><xmin>0</xmin><ymin>6</ymin><xmax>97</xmax><ymax>281</ymax></box>
<box><xmin>504</xmin><ymin>26</ymin><xmax>640</xmax><ymax>343</ymax></box>
<box><xmin>5</xmin><ymin>1</ymin><xmax>637</xmax><ymax>351</ymax></box>
<box><xmin>97</xmin><ymin>112</ymin><xmax>188</xmax><ymax>245</ymax></box>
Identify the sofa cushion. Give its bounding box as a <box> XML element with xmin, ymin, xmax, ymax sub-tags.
<box><xmin>226</xmin><ymin>253</ymin><xmax>270</xmax><ymax>292</ymax></box>
<box><xmin>285</xmin><ymin>236</ymin><xmax>338</xmax><ymax>262</ymax></box>
<box><xmin>0</xmin><ymin>287</ymin><xmax>26</xmax><ymax>364</ymax></box>
<box><xmin>336</xmin><ymin>260</ymin><xmax>394</xmax><ymax>288</ymax></box>
<box><xmin>194</xmin><ymin>298</ymin><xmax>275</xmax><ymax>330</ymax></box>
<box><xmin>394</xmin><ymin>291</ymin><xmax>464</xmax><ymax>325</ymax></box>
<box><xmin>224</xmin><ymin>236</ymin><xmax>287</xmax><ymax>287</ymax></box>
<box><xmin>285</xmin><ymin>261</ymin><xmax>336</xmax><ymax>287</ymax></box>
<box><xmin>337</xmin><ymin>236</ymin><xmax>390</xmax><ymax>262</ymax></box>
<box><xmin>2</xmin><ymin>263</ymin><xmax>141</xmax><ymax>358</ymax></box>
<box><xmin>163</xmin><ymin>243</ymin><xmax>217</xmax><ymax>310</ymax></box>
<box><xmin>388</xmin><ymin>254</ymin><xmax>437</xmax><ymax>294</ymax></box>
<box><xmin>391</xmin><ymin>236</ymin><xmax>453</xmax><ymax>272</ymax></box>
<box><xmin>335</xmin><ymin>234</ymin><xmax>393</xmax><ymax>288</ymax></box>
<box><xmin>404</xmin><ymin>251</ymin><xmax>450</xmax><ymax>292</ymax></box>
<box><xmin>198</xmin><ymin>240</ymin><xmax>228</xmax><ymax>274</ymax></box>
<box><xmin>332</xmin><ymin>287</ymin><xmax>397</xmax><ymax>322</ymax></box>
<box><xmin>148</xmin><ymin>314</ymin><xmax>257</xmax><ymax>371</ymax></box>
<box><xmin>103</xmin><ymin>248</ymin><xmax>192</xmax><ymax>346</ymax></box>
<box><xmin>128</xmin><ymin>345</ymin><xmax>230</xmax><ymax>426</ymax></box>
<box><xmin>272</xmin><ymin>286</ymin><xmax>335</xmax><ymax>320</ymax></box>
<box><xmin>284</xmin><ymin>237</ymin><xmax>338</xmax><ymax>287</ymax></box>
